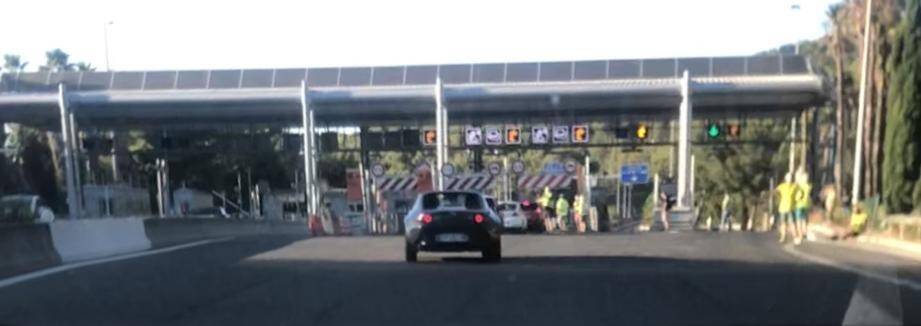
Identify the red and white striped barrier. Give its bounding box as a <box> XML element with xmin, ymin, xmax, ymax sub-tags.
<box><xmin>444</xmin><ymin>174</ymin><xmax>495</xmax><ymax>191</ymax></box>
<box><xmin>517</xmin><ymin>174</ymin><xmax>573</xmax><ymax>190</ymax></box>
<box><xmin>375</xmin><ymin>176</ymin><xmax>417</xmax><ymax>192</ymax></box>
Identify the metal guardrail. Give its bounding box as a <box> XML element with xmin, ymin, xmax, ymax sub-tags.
<box><xmin>881</xmin><ymin>214</ymin><xmax>921</xmax><ymax>241</ymax></box>
<box><xmin>0</xmin><ymin>55</ymin><xmax>811</xmax><ymax>94</ymax></box>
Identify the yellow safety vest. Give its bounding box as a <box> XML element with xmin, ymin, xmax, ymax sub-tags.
<box><xmin>776</xmin><ymin>182</ymin><xmax>796</xmax><ymax>213</ymax></box>
<box><xmin>795</xmin><ymin>183</ymin><xmax>811</xmax><ymax>209</ymax></box>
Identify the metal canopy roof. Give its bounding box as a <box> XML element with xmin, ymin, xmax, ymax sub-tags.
<box><xmin>0</xmin><ymin>55</ymin><xmax>825</xmax><ymax>127</ymax></box>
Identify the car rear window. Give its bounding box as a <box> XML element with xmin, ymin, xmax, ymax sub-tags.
<box><xmin>421</xmin><ymin>193</ymin><xmax>483</xmax><ymax>210</ymax></box>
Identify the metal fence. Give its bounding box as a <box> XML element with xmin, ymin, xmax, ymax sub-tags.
<box><xmin>0</xmin><ymin>55</ymin><xmax>811</xmax><ymax>94</ymax></box>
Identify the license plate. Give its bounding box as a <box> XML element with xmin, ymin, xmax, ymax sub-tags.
<box><xmin>436</xmin><ymin>233</ymin><xmax>468</xmax><ymax>242</ymax></box>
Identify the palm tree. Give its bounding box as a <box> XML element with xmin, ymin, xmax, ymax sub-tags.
<box><xmin>828</xmin><ymin>3</ymin><xmax>846</xmax><ymax>201</ymax></box>
<box><xmin>3</xmin><ymin>54</ymin><xmax>29</xmax><ymax>72</ymax></box>
<box><xmin>74</xmin><ymin>62</ymin><xmax>96</xmax><ymax>72</ymax></box>
<box><xmin>40</xmin><ymin>48</ymin><xmax>73</xmax><ymax>72</ymax></box>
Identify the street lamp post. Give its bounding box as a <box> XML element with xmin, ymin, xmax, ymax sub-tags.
<box><xmin>103</xmin><ymin>21</ymin><xmax>113</xmax><ymax>71</ymax></box>
<box><xmin>790</xmin><ymin>4</ymin><xmax>802</xmax><ymax>54</ymax></box>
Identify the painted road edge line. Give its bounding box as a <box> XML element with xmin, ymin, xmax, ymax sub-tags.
<box><xmin>782</xmin><ymin>244</ymin><xmax>921</xmax><ymax>292</ymax></box>
<box><xmin>0</xmin><ymin>237</ymin><xmax>235</xmax><ymax>289</ymax></box>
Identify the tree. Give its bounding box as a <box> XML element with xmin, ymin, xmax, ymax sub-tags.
<box><xmin>694</xmin><ymin>120</ymin><xmax>789</xmax><ymax>230</ymax></box>
<box><xmin>74</xmin><ymin>62</ymin><xmax>95</xmax><ymax>72</ymax></box>
<box><xmin>39</xmin><ymin>48</ymin><xmax>73</xmax><ymax>72</ymax></box>
<box><xmin>3</xmin><ymin>54</ymin><xmax>28</xmax><ymax>72</ymax></box>
<box><xmin>882</xmin><ymin>0</ymin><xmax>921</xmax><ymax>213</ymax></box>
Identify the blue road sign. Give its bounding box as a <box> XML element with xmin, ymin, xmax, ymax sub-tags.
<box><xmin>542</xmin><ymin>162</ymin><xmax>566</xmax><ymax>175</ymax></box>
<box><xmin>620</xmin><ymin>164</ymin><xmax>649</xmax><ymax>185</ymax></box>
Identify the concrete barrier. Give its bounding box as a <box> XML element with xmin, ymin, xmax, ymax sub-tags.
<box><xmin>50</xmin><ymin>218</ymin><xmax>152</xmax><ymax>263</ymax></box>
<box><xmin>0</xmin><ymin>224</ymin><xmax>62</xmax><ymax>278</ymax></box>
<box><xmin>144</xmin><ymin>218</ymin><xmax>308</xmax><ymax>248</ymax></box>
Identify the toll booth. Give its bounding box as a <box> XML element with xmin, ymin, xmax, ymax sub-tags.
<box><xmin>373</xmin><ymin>175</ymin><xmax>419</xmax><ymax>233</ymax></box>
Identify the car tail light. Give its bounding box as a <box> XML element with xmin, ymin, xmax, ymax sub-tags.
<box><xmin>420</xmin><ymin>213</ymin><xmax>433</xmax><ymax>224</ymax></box>
<box><xmin>474</xmin><ymin>214</ymin><xmax>485</xmax><ymax>224</ymax></box>
<box><xmin>536</xmin><ymin>207</ymin><xmax>542</xmax><ymax>214</ymax></box>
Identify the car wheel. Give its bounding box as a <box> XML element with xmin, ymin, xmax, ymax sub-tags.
<box><xmin>405</xmin><ymin>242</ymin><xmax>418</xmax><ymax>263</ymax></box>
<box><xmin>482</xmin><ymin>240</ymin><xmax>501</xmax><ymax>262</ymax></box>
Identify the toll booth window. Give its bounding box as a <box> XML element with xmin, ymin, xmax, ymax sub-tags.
<box><xmin>421</xmin><ymin>193</ymin><xmax>483</xmax><ymax>210</ymax></box>
<box><xmin>348</xmin><ymin>204</ymin><xmax>364</xmax><ymax>212</ymax></box>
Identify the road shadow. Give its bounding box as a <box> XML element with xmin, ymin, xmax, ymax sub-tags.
<box><xmin>2</xmin><ymin>235</ymin><xmax>919</xmax><ymax>326</ymax></box>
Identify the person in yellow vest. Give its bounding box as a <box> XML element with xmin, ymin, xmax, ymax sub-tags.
<box><xmin>794</xmin><ymin>170</ymin><xmax>811</xmax><ymax>243</ymax></box>
<box><xmin>776</xmin><ymin>173</ymin><xmax>800</xmax><ymax>244</ymax></box>
<box><xmin>538</xmin><ymin>187</ymin><xmax>555</xmax><ymax>232</ymax></box>
<box><xmin>573</xmin><ymin>195</ymin><xmax>585</xmax><ymax>233</ymax></box>
<box><xmin>555</xmin><ymin>196</ymin><xmax>570</xmax><ymax>232</ymax></box>
<box><xmin>848</xmin><ymin>203</ymin><xmax>868</xmax><ymax>237</ymax></box>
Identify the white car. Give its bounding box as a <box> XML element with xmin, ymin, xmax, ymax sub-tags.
<box><xmin>0</xmin><ymin>195</ymin><xmax>55</xmax><ymax>224</ymax></box>
<box><xmin>497</xmin><ymin>201</ymin><xmax>528</xmax><ymax>233</ymax></box>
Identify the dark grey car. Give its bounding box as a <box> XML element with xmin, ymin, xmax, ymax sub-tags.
<box><xmin>403</xmin><ymin>191</ymin><xmax>502</xmax><ymax>262</ymax></box>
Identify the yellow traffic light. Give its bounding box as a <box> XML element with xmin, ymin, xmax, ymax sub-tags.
<box><xmin>422</xmin><ymin>129</ymin><xmax>437</xmax><ymax>146</ymax></box>
<box><xmin>572</xmin><ymin>125</ymin><xmax>589</xmax><ymax>143</ymax></box>
<box><xmin>505</xmin><ymin>127</ymin><xmax>521</xmax><ymax>144</ymax></box>
<box><xmin>636</xmin><ymin>124</ymin><xmax>649</xmax><ymax>140</ymax></box>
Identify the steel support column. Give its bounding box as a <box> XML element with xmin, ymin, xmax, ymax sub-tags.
<box><xmin>300</xmin><ymin>81</ymin><xmax>317</xmax><ymax>216</ymax></box>
<box><xmin>584</xmin><ymin>155</ymin><xmax>591</xmax><ymax>216</ymax></box>
<box><xmin>676</xmin><ymin>70</ymin><xmax>692</xmax><ymax>209</ymax></box>
<box><xmin>69</xmin><ymin>113</ymin><xmax>83</xmax><ymax>216</ymax></box>
<box><xmin>58</xmin><ymin>84</ymin><xmax>79</xmax><ymax>219</ymax></box>
<box><xmin>434</xmin><ymin>78</ymin><xmax>446</xmax><ymax>191</ymax></box>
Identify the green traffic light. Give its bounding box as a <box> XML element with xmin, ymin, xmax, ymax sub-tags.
<box><xmin>707</xmin><ymin>124</ymin><xmax>721</xmax><ymax>138</ymax></box>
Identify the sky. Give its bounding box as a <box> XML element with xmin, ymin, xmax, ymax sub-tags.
<box><xmin>1</xmin><ymin>0</ymin><xmax>841</xmax><ymax>71</ymax></box>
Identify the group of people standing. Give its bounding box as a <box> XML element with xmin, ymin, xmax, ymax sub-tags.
<box><xmin>536</xmin><ymin>187</ymin><xmax>587</xmax><ymax>233</ymax></box>
<box><xmin>775</xmin><ymin>170</ymin><xmax>812</xmax><ymax>244</ymax></box>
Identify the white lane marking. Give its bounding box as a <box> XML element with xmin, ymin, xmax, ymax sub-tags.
<box><xmin>0</xmin><ymin>237</ymin><xmax>234</xmax><ymax>289</ymax></box>
<box><xmin>783</xmin><ymin>244</ymin><xmax>921</xmax><ymax>292</ymax></box>
<box><xmin>842</xmin><ymin>277</ymin><xmax>903</xmax><ymax>326</ymax></box>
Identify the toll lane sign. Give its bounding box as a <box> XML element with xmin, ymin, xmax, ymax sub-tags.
<box><xmin>572</xmin><ymin>125</ymin><xmax>589</xmax><ymax>143</ymax></box>
<box><xmin>532</xmin><ymin>126</ymin><xmax>549</xmax><ymax>144</ymax></box>
<box><xmin>505</xmin><ymin>126</ymin><xmax>521</xmax><ymax>145</ymax></box>
<box><xmin>465</xmin><ymin>126</ymin><xmax>482</xmax><ymax>146</ymax></box>
<box><xmin>485</xmin><ymin>127</ymin><xmax>502</xmax><ymax>145</ymax></box>
<box><xmin>552</xmin><ymin>126</ymin><xmax>569</xmax><ymax>144</ymax></box>
<box><xmin>422</xmin><ymin>128</ymin><xmax>437</xmax><ymax>146</ymax></box>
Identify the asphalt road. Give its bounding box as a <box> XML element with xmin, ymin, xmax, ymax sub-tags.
<box><xmin>2</xmin><ymin>232</ymin><xmax>920</xmax><ymax>325</ymax></box>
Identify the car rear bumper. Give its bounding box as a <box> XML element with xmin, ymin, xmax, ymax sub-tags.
<box><xmin>409</xmin><ymin>225</ymin><xmax>499</xmax><ymax>252</ymax></box>
<box><xmin>503</xmin><ymin>218</ymin><xmax>528</xmax><ymax>230</ymax></box>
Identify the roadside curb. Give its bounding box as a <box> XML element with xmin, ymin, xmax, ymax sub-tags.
<box><xmin>854</xmin><ymin>235</ymin><xmax>921</xmax><ymax>262</ymax></box>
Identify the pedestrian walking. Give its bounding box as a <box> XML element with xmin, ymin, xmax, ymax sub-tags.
<box><xmin>776</xmin><ymin>173</ymin><xmax>800</xmax><ymax>244</ymax></box>
<box><xmin>794</xmin><ymin>171</ymin><xmax>811</xmax><ymax>243</ymax></box>
<box><xmin>658</xmin><ymin>191</ymin><xmax>670</xmax><ymax>231</ymax></box>
<box><xmin>573</xmin><ymin>194</ymin><xmax>585</xmax><ymax>233</ymax></box>
<box><xmin>720</xmin><ymin>193</ymin><xmax>732</xmax><ymax>232</ymax></box>
<box><xmin>538</xmin><ymin>187</ymin><xmax>555</xmax><ymax>232</ymax></box>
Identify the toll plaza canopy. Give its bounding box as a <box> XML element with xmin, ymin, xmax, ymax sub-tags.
<box><xmin>0</xmin><ymin>55</ymin><xmax>825</xmax><ymax>128</ymax></box>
